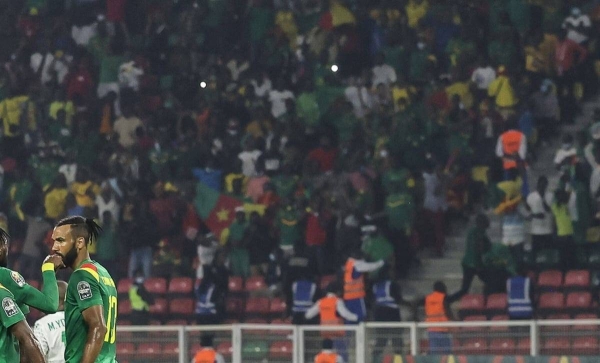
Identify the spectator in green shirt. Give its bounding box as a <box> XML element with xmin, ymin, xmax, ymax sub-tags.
<box><xmin>361</xmin><ymin>225</ymin><xmax>394</xmax><ymax>278</ymax></box>
<box><xmin>228</xmin><ymin>207</ymin><xmax>251</xmax><ymax>277</ymax></box>
<box><xmin>448</xmin><ymin>214</ymin><xmax>491</xmax><ymax>300</ymax></box>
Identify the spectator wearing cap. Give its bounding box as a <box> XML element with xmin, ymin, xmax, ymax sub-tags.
<box><xmin>487</xmin><ymin>65</ymin><xmax>519</xmax><ymax>120</ymax></box>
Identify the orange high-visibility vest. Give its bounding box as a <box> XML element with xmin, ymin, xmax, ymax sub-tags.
<box><xmin>194</xmin><ymin>348</ymin><xmax>216</xmax><ymax>363</ymax></box>
<box><xmin>425</xmin><ymin>291</ymin><xmax>449</xmax><ymax>332</ymax></box>
<box><xmin>500</xmin><ymin>130</ymin><xmax>523</xmax><ymax>169</ymax></box>
<box><xmin>343</xmin><ymin>258</ymin><xmax>365</xmax><ymax>300</ymax></box>
<box><xmin>319</xmin><ymin>296</ymin><xmax>343</xmax><ymax>337</ymax></box>
<box><xmin>315</xmin><ymin>351</ymin><xmax>338</xmax><ymax>363</ymax></box>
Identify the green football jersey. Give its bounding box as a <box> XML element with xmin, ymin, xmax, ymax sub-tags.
<box><xmin>65</xmin><ymin>260</ymin><xmax>118</xmax><ymax>363</ymax></box>
<box><xmin>0</xmin><ymin>265</ymin><xmax>59</xmax><ymax>315</ymax></box>
<box><xmin>0</xmin><ymin>284</ymin><xmax>26</xmax><ymax>363</ymax></box>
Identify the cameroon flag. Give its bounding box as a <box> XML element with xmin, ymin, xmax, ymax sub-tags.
<box><xmin>194</xmin><ymin>182</ymin><xmax>243</xmax><ymax>239</ymax></box>
<box><xmin>194</xmin><ymin>183</ymin><xmax>267</xmax><ymax>241</ymax></box>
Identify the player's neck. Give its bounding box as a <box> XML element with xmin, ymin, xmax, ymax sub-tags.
<box><xmin>72</xmin><ymin>253</ymin><xmax>92</xmax><ymax>270</ymax></box>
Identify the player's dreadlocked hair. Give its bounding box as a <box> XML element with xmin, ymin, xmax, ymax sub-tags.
<box><xmin>56</xmin><ymin>216</ymin><xmax>102</xmax><ymax>245</ymax></box>
<box><xmin>0</xmin><ymin>227</ymin><xmax>9</xmax><ymax>245</ymax></box>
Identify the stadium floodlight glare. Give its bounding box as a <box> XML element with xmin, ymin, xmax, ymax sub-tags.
<box><xmin>331</xmin><ymin>64</ymin><xmax>338</xmax><ymax>73</ymax></box>
<box><xmin>200</xmin><ymin>81</ymin><xmax>207</xmax><ymax>88</ymax></box>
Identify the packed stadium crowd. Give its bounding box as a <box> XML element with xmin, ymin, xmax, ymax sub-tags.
<box><xmin>0</xmin><ymin>0</ymin><xmax>599</xmax><ymax>332</ymax></box>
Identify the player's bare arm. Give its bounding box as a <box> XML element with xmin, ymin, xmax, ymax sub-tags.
<box><xmin>80</xmin><ymin>304</ymin><xmax>107</xmax><ymax>363</ymax></box>
<box><xmin>10</xmin><ymin>320</ymin><xmax>45</xmax><ymax>363</ymax></box>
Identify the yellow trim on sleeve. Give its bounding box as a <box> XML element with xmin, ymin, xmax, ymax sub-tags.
<box><xmin>80</xmin><ymin>267</ymin><xmax>100</xmax><ymax>282</ymax></box>
<box><xmin>41</xmin><ymin>263</ymin><xmax>55</xmax><ymax>272</ymax></box>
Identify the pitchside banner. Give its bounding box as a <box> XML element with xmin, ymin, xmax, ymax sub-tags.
<box><xmin>379</xmin><ymin>356</ymin><xmax>600</xmax><ymax>363</ymax></box>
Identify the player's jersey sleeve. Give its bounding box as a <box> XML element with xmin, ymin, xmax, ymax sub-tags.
<box><xmin>0</xmin><ymin>289</ymin><xmax>25</xmax><ymax>329</ymax></box>
<box><xmin>33</xmin><ymin>318</ymin><xmax>50</xmax><ymax>357</ymax></box>
<box><xmin>0</xmin><ymin>265</ymin><xmax>58</xmax><ymax>314</ymax></box>
<box><xmin>71</xmin><ymin>269</ymin><xmax>103</xmax><ymax>311</ymax></box>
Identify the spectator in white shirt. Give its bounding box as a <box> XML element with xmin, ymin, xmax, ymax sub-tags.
<box><xmin>268</xmin><ymin>80</ymin><xmax>295</xmax><ymax>118</ymax></box>
<box><xmin>196</xmin><ymin>233</ymin><xmax>219</xmax><ymax>280</ymax></box>
<box><xmin>33</xmin><ymin>281</ymin><xmax>67</xmax><ymax>363</ymax></box>
<box><xmin>372</xmin><ymin>53</ymin><xmax>397</xmax><ymax>87</ymax></box>
<box><xmin>562</xmin><ymin>7</ymin><xmax>591</xmax><ymax>44</ymax></box>
<box><xmin>251</xmin><ymin>72</ymin><xmax>273</xmax><ymax>98</ymax></box>
<box><xmin>525</xmin><ymin>176</ymin><xmax>554</xmax><ymax>253</ymax></box>
<box><xmin>554</xmin><ymin>134</ymin><xmax>577</xmax><ymax>173</ymax></box>
<box><xmin>238</xmin><ymin>138</ymin><xmax>262</xmax><ymax>177</ymax></box>
<box><xmin>344</xmin><ymin>76</ymin><xmax>372</xmax><ymax>118</ymax></box>
<box><xmin>471</xmin><ymin>57</ymin><xmax>496</xmax><ymax>91</ymax></box>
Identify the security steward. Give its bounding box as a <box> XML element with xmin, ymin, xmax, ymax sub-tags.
<box><xmin>193</xmin><ymin>335</ymin><xmax>225</xmax><ymax>363</ymax></box>
<box><xmin>129</xmin><ymin>269</ymin><xmax>154</xmax><ymax>325</ymax></box>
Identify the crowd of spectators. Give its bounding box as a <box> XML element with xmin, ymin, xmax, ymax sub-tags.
<box><xmin>0</xmin><ymin>0</ymin><xmax>600</xmax><ymax>323</ymax></box>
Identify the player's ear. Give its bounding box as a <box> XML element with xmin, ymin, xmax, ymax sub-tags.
<box><xmin>77</xmin><ymin>237</ymin><xmax>85</xmax><ymax>248</ymax></box>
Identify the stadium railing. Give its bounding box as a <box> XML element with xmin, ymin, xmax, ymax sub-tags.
<box><xmin>115</xmin><ymin>319</ymin><xmax>600</xmax><ymax>363</ymax></box>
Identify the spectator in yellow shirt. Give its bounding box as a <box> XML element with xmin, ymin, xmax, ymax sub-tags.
<box><xmin>44</xmin><ymin>174</ymin><xmax>69</xmax><ymax>221</ymax></box>
<box><xmin>488</xmin><ymin>66</ymin><xmax>519</xmax><ymax>119</ymax></box>
<box><xmin>70</xmin><ymin>169</ymin><xmax>101</xmax><ymax>208</ymax></box>
<box><xmin>406</xmin><ymin>0</ymin><xmax>429</xmax><ymax>28</ymax></box>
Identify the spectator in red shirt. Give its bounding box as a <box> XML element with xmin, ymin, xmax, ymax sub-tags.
<box><xmin>66</xmin><ymin>61</ymin><xmax>94</xmax><ymax>101</ymax></box>
<box><xmin>304</xmin><ymin>198</ymin><xmax>330</xmax><ymax>275</ymax></box>
<box><xmin>307</xmin><ymin>136</ymin><xmax>338</xmax><ymax>173</ymax></box>
<box><xmin>149</xmin><ymin>181</ymin><xmax>180</xmax><ymax>237</ymax></box>
<box><xmin>555</xmin><ymin>30</ymin><xmax>588</xmax><ymax>122</ymax></box>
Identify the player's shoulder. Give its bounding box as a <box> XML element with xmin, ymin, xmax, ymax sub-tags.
<box><xmin>73</xmin><ymin>262</ymin><xmax>101</xmax><ymax>282</ymax></box>
<box><xmin>0</xmin><ymin>283</ymin><xmax>15</xmax><ymax>299</ymax></box>
<box><xmin>0</xmin><ymin>267</ymin><xmax>26</xmax><ymax>287</ymax></box>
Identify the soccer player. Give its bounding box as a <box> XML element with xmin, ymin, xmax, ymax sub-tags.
<box><xmin>33</xmin><ymin>281</ymin><xmax>68</xmax><ymax>363</ymax></box>
<box><xmin>51</xmin><ymin>216</ymin><xmax>118</xmax><ymax>363</ymax></box>
<box><xmin>0</xmin><ymin>283</ymin><xmax>46</xmax><ymax>362</ymax></box>
<box><xmin>0</xmin><ymin>228</ymin><xmax>62</xmax><ymax>315</ymax></box>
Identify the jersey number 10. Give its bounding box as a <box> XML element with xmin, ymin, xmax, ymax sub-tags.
<box><xmin>104</xmin><ymin>295</ymin><xmax>118</xmax><ymax>344</ymax></box>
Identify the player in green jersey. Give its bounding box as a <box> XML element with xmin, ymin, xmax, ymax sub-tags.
<box><xmin>0</xmin><ymin>284</ymin><xmax>46</xmax><ymax>362</ymax></box>
<box><xmin>0</xmin><ymin>227</ymin><xmax>63</xmax><ymax>316</ymax></box>
<box><xmin>51</xmin><ymin>216</ymin><xmax>118</xmax><ymax>363</ymax></box>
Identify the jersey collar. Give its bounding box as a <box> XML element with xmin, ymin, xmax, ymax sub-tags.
<box><xmin>76</xmin><ymin>258</ymin><xmax>93</xmax><ymax>269</ymax></box>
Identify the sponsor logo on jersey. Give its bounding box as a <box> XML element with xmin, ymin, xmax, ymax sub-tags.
<box><xmin>2</xmin><ymin>297</ymin><xmax>18</xmax><ymax>317</ymax></box>
<box><xmin>10</xmin><ymin>271</ymin><xmax>25</xmax><ymax>287</ymax></box>
<box><xmin>77</xmin><ymin>281</ymin><xmax>92</xmax><ymax>300</ymax></box>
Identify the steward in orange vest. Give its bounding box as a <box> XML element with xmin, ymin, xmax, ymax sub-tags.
<box><xmin>496</xmin><ymin>123</ymin><xmax>527</xmax><ymax>170</ymax></box>
<box><xmin>314</xmin><ymin>339</ymin><xmax>342</xmax><ymax>363</ymax></box>
<box><xmin>343</xmin><ymin>251</ymin><xmax>384</xmax><ymax>322</ymax></box>
<box><xmin>193</xmin><ymin>335</ymin><xmax>225</xmax><ymax>363</ymax></box>
<box><xmin>419</xmin><ymin>281</ymin><xmax>455</xmax><ymax>354</ymax></box>
<box><xmin>305</xmin><ymin>290</ymin><xmax>358</xmax><ymax>338</ymax></box>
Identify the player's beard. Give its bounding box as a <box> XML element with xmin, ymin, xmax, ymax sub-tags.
<box><xmin>61</xmin><ymin>245</ymin><xmax>78</xmax><ymax>268</ymax></box>
<box><xmin>0</xmin><ymin>253</ymin><xmax>7</xmax><ymax>268</ymax></box>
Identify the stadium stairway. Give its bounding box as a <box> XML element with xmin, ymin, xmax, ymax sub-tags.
<box><xmin>399</xmin><ymin>95</ymin><xmax>600</xmax><ymax>319</ymax></box>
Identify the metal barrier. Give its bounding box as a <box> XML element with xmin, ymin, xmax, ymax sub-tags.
<box><xmin>116</xmin><ymin>320</ymin><xmax>600</xmax><ymax>362</ymax></box>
